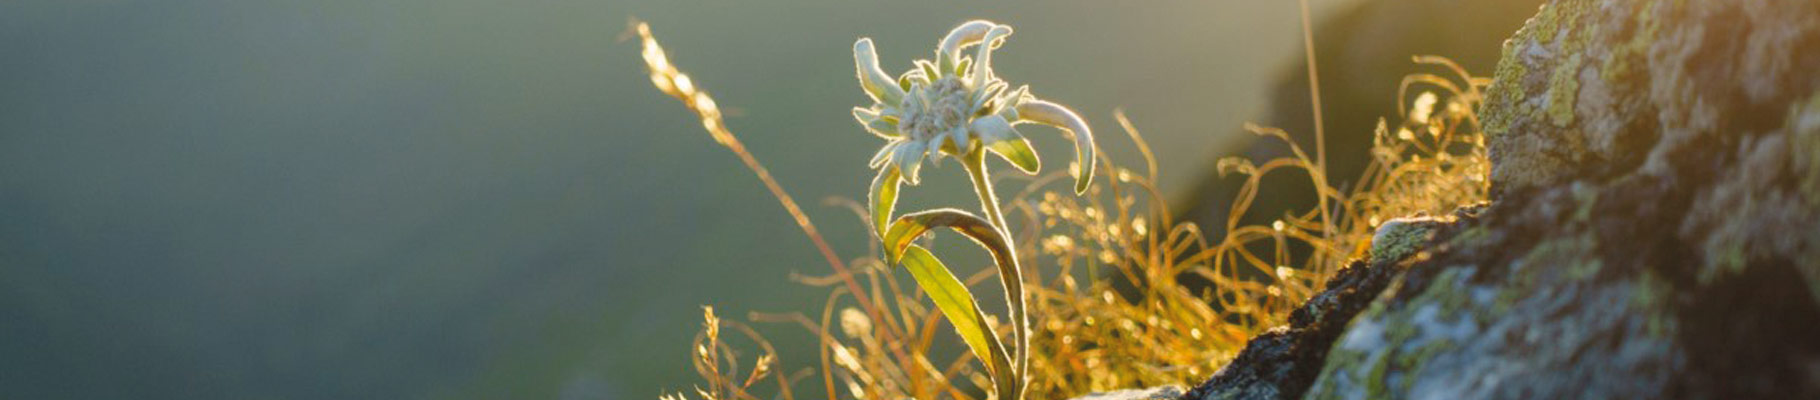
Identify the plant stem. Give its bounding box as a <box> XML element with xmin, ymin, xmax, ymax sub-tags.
<box><xmin>965</xmin><ymin>151</ymin><xmax>1010</xmax><ymax>230</ymax></box>
<box><xmin>1299</xmin><ymin>0</ymin><xmax>1339</xmax><ymax>258</ymax></box>
<box><xmin>962</xmin><ymin>148</ymin><xmax>1026</xmax><ymax>399</ymax></box>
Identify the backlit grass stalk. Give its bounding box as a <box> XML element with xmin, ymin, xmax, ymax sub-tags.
<box><xmin>631</xmin><ymin>19</ymin><xmax>921</xmax><ymax>383</ymax></box>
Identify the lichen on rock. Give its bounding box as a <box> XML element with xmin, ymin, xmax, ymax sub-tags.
<box><xmin>1366</xmin><ymin>216</ymin><xmax>1448</xmax><ymax>266</ymax></box>
<box><xmin>1305</xmin><ymin>187</ymin><xmax>1686</xmax><ymax>399</ymax></box>
<box><xmin>1475</xmin><ymin>0</ymin><xmax>1820</xmax><ymax>299</ymax></box>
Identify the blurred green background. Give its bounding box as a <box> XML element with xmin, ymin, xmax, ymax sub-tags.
<box><xmin>0</xmin><ymin>0</ymin><xmax>1372</xmax><ymax>398</ymax></box>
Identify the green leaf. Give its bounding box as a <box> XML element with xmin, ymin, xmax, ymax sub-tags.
<box><xmin>972</xmin><ymin>115</ymin><xmax>1039</xmax><ymax>174</ymax></box>
<box><xmin>987</xmin><ymin>136</ymin><xmax>1040</xmax><ymax>174</ymax></box>
<box><xmin>880</xmin><ymin>208</ymin><xmax>1028</xmax><ymax>400</ymax></box>
<box><xmin>868</xmin><ymin>167</ymin><xmax>901</xmax><ymax>239</ymax></box>
<box><xmin>881</xmin><ymin>209</ymin><xmax>1008</xmax><ymax>265</ymax></box>
<box><xmin>897</xmin><ymin>245</ymin><xmax>1016</xmax><ymax>395</ymax></box>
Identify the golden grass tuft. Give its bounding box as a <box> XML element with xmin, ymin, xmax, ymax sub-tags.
<box><xmin>635</xmin><ymin>18</ymin><xmax>1489</xmax><ymax>400</ymax></box>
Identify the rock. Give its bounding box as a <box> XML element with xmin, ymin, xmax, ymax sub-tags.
<box><xmin>1304</xmin><ymin>183</ymin><xmax>1691</xmax><ymax>399</ymax></box>
<box><xmin>1186</xmin><ymin>1</ymin><xmax>1820</xmax><ymax>399</ymax></box>
<box><xmin>1481</xmin><ymin>0</ymin><xmax>1820</xmax><ymax>196</ymax></box>
<box><xmin>1182</xmin><ymin>209</ymin><xmax>1479</xmax><ymax>400</ymax></box>
<box><xmin>1365</xmin><ymin>217</ymin><xmax>1450</xmax><ymax>266</ymax></box>
<box><xmin>1066</xmin><ymin>385</ymin><xmax>1184</xmax><ymax>400</ymax></box>
<box><xmin>1478</xmin><ymin>0</ymin><xmax>1820</xmax><ymax>293</ymax></box>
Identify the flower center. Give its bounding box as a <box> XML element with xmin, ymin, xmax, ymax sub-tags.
<box><xmin>898</xmin><ymin>77</ymin><xmax>972</xmax><ymax>142</ymax></box>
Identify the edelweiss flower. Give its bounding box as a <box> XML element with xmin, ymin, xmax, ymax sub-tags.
<box><xmin>852</xmin><ymin>20</ymin><xmax>1097</xmax><ymax>193</ymax></box>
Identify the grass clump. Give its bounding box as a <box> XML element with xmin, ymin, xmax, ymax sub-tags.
<box><xmin>633</xmin><ymin>15</ymin><xmax>1488</xmax><ymax>400</ymax></box>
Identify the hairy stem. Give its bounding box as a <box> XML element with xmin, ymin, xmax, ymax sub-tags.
<box><xmin>965</xmin><ymin>151</ymin><xmax>1010</xmax><ymax>230</ymax></box>
<box><xmin>962</xmin><ymin>148</ymin><xmax>1027</xmax><ymax>399</ymax></box>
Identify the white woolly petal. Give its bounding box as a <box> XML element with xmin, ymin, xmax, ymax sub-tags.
<box><xmin>936</xmin><ymin>20</ymin><xmax>997</xmax><ymax>62</ymax></box>
<box><xmin>894</xmin><ymin>140</ymin><xmax>926</xmax><ymax>184</ymax></box>
<box><xmin>854</xmin><ymin>107</ymin><xmax>901</xmax><ymax>138</ymax></box>
<box><xmin>854</xmin><ymin>38</ymin><xmax>904</xmax><ymax>105</ymax></box>
<box><xmin>1016</xmin><ymin>99</ymin><xmax>1096</xmax><ymax>194</ymax></box>
<box><xmin>973</xmin><ymin>81</ymin><xmax>1008</xmax><ymax>113</ymax></box>
<box><xmin>899</xmin><ymin>69</ymin><xmax>929</xmax><ymax>89</ymax></box>
<box><xmin>971</xmin><ymin>115</ymin><xmax>1016</xmax><ymax>143</ymax></box>
<box><xmin>869</xmin><ymin>141</ymin><xmax>900</xmax><ymax>168</ymax></box>
<box><xmin>969</xmin><ymin>25</ymin><xmax>1013</xmax><ymax>89</ymax></box>
<box><xmin>945</xmin><ymin>126</ymin><xmax>974</xmax><ymax>155</ymax></box>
